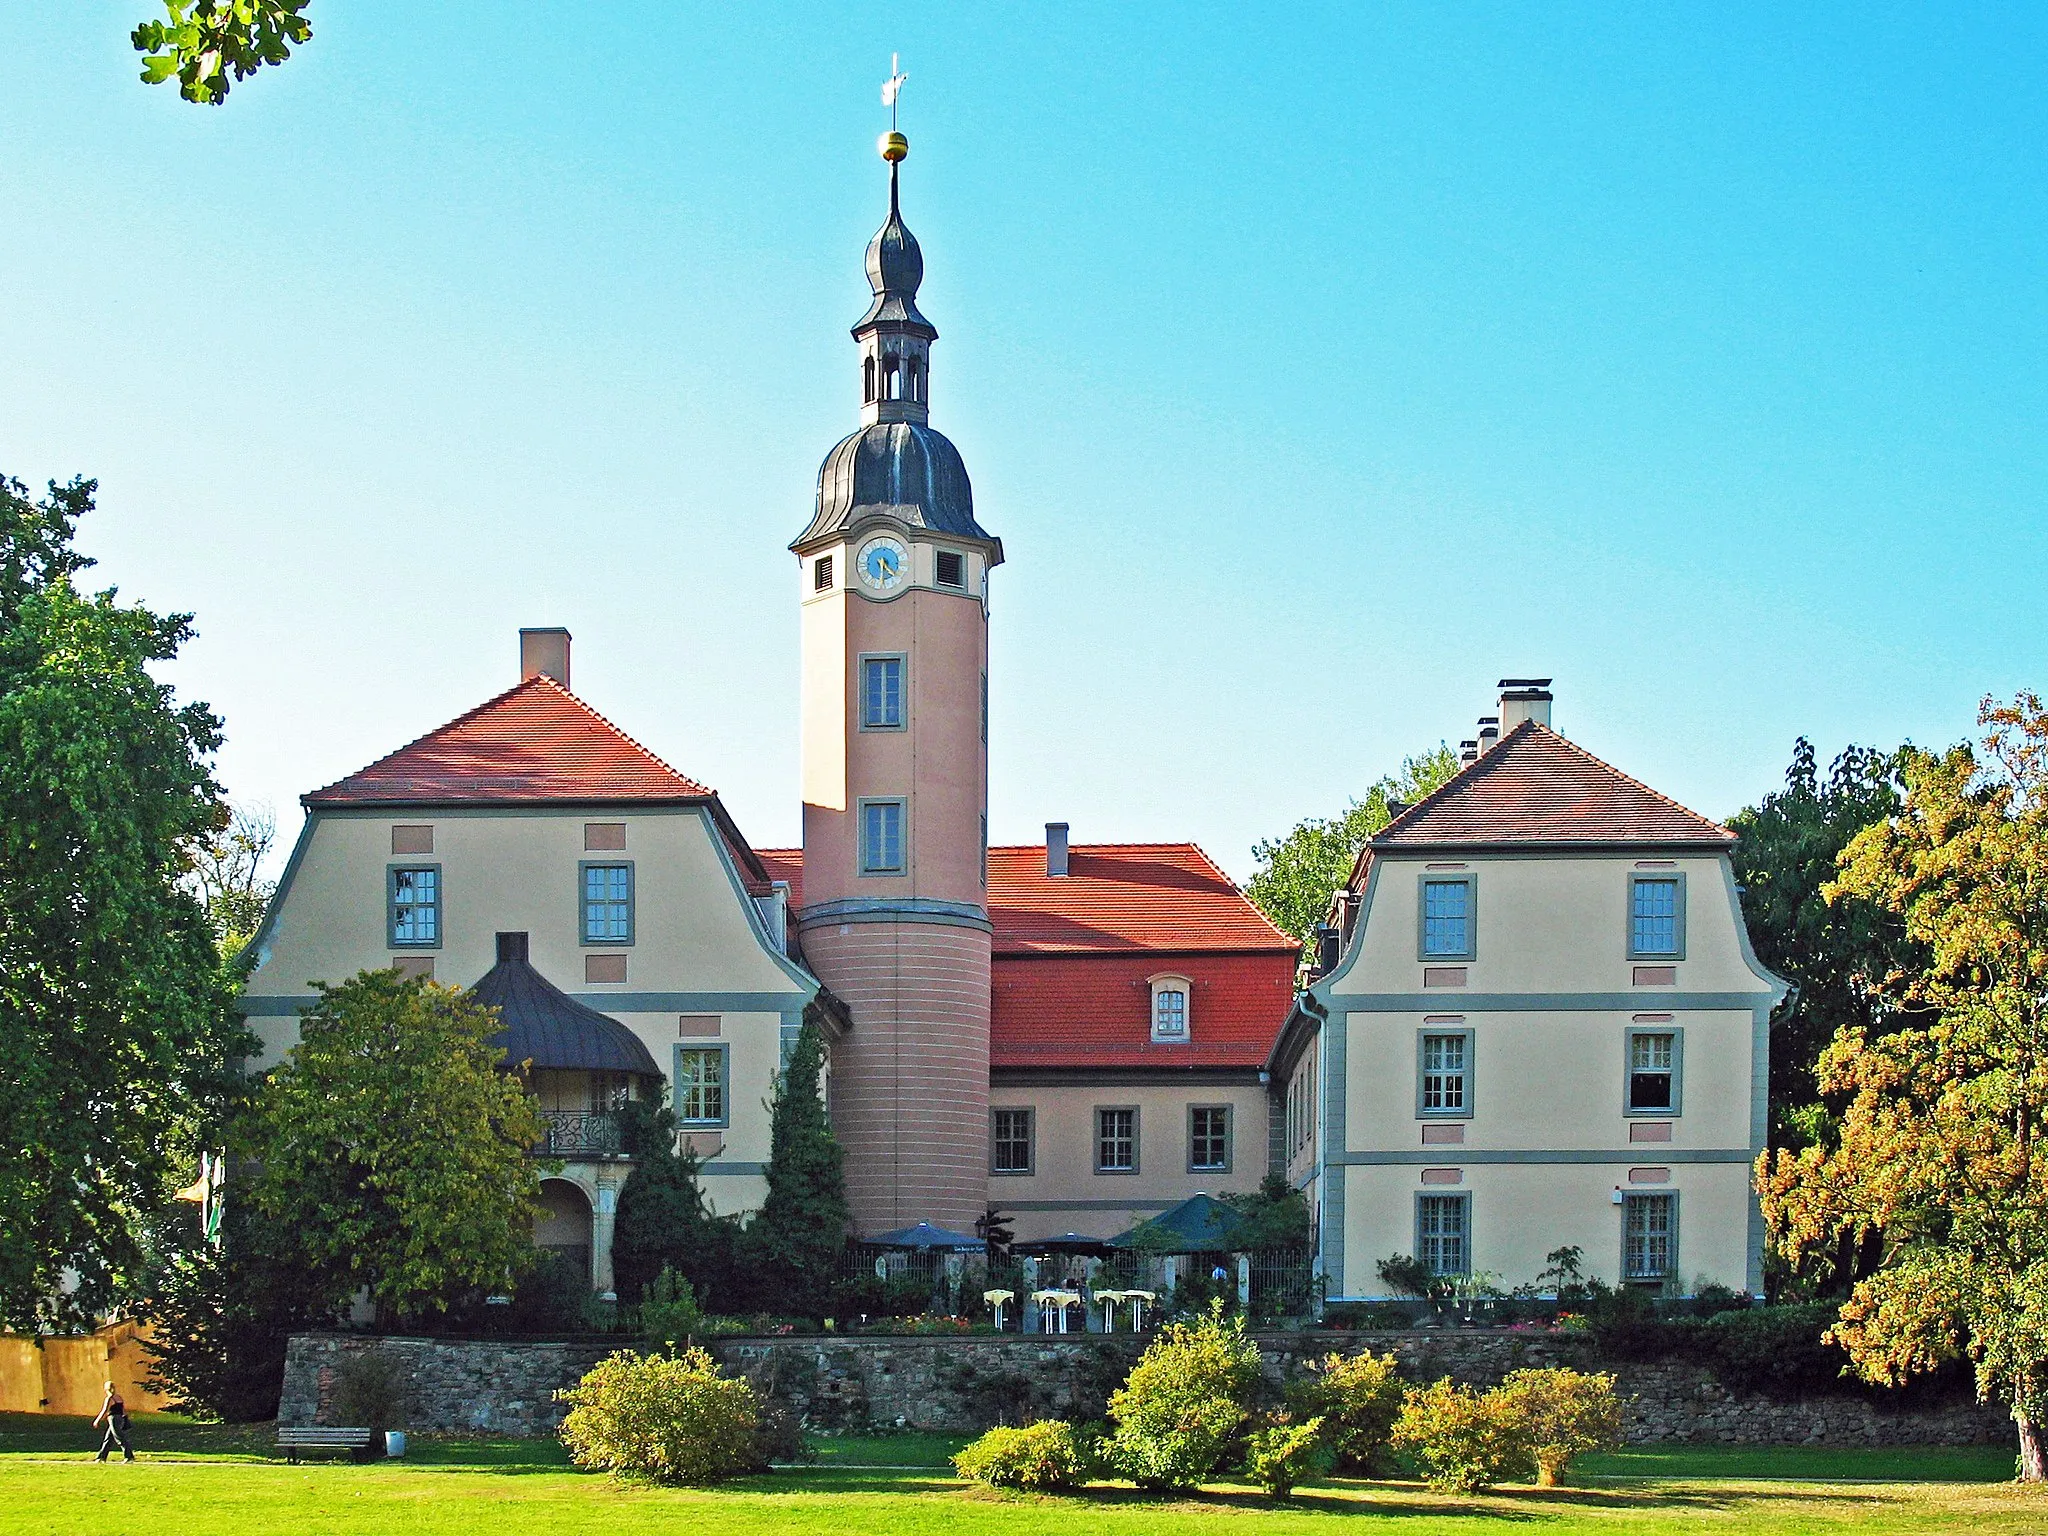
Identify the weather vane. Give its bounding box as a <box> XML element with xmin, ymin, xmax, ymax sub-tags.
<box><xmin>880</xmin><ymin>53</ymin><xmax>910</xmax><ymax>163</ymax></box>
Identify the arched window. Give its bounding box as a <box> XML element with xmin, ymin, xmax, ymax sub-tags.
<box><xmin>863</xmin><ymin>356</ymin><xmax>875</xmax><ymax>403</ymax></box>
<box><xmin>881</xmin><ymin>354</ymin><xmax>900</xmax><ymax>400</ymax></box>
<box><xmin>908</xmin><ymin>355</ymin><xmax>924</xmax><ymax>402</ymax></box>
<box><xmin>1149</xmin><ymin>974</ymin><xmax>1192</xmax><ymax>1042</ymax></box>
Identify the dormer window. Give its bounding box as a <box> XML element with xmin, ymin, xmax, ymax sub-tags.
<box><xmin>1149</xmin><ymin>975</ymin><xmax>1191</xmax><ymax>1042</ymax></box>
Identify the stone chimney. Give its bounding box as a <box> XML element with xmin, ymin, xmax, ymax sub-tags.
<box><xmin>1046</xmin><ymin>822</ymin><xmax>1070</xmax><ymax>878</ymax></box>
<box><xmin>1458</xmin><ymin>738</ymin><xmax>1480</xmax><ymax>767</ymax></box>
<box><xmin>1497</xmin><ymin>678</ymin><xmax>1554</xmax><ymax>733</ymax></box>
<box><xmin>520</xmin><ymin>627</ymin><xmax>571</xmax><ymax>689</ymax></box>
<box><xmin>1476</xmin><ymin>717</ymin><xmax>1500</xmax><ymax>754</ymax></box>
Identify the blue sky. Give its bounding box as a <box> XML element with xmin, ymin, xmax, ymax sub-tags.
<box><xmin>3</xmin><ymin>5</ymin><xmax>2043</xmax><ymax>879</ymax></box>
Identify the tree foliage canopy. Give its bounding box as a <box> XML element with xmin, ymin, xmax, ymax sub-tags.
<box><xmin>242</xmin><ymin>969</ymin><xmax>547</xmax><ymax>1319</ymax></box>
<box><xmin>0</xmin><ymin>473</ymin><xmax>242</xmax><ymax>1331</ymax></box>
<box><xmin>1757</xmin><ymin>693</ymin><xmax>2048</xmax><ymax>1474</ymax></box>
<box><xmin>1729</xmin><ymin>737</ymin><xmax>1921</xmax><ymax>1143</ymax></box>
<box><xmin>133</xmin><ymin>0</ymin><xmax>311</xmax><ymax>105</ymax></box>
<box><xmin>1247</xmin><ymin>745</ymin><xmax>1459</xmax><ymax>952</ymax></box>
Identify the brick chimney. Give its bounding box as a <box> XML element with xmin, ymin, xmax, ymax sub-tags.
<box><xmin>1498</xmin><ymin>678</ymin><xmax>1554</xmax><ymax>733</ymax></box>
<box><xmin>1046</xmin><ymin>822</ymin><xmax>1070</xmax><ymax>877</ymax></box>
<box><xmin>520</xmin><ymin>627</ymin><xmax>571</xmax><ymax>689</ymax></box>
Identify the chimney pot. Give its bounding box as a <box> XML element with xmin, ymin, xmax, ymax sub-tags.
<box><xmin>1497</xmin><ymin>677</ymin><xmax>1554</xmax><ymax>733</ymax></box>
<box><xmin>1046</xmin><ymin>822</ymin><xmax>1070</xmax><ymax>878</ymax></box>
<box><xmin>520</xmin><ymin>627</ymin><xmax>572</xmax><ymax>689</ymax></box>
<box><xmin>496</xmin><ymin>931</ymin><xmax>529</xmax><ymax>963</ymax></box>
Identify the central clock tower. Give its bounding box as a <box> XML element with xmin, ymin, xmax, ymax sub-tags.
<box><xmin>791</xmin><ymin>131</ymin><xmax>1002</xmax><ymax>1236</ymax></box>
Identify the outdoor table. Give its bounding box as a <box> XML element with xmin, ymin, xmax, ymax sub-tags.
<box><xmin>1094</xmin><ymin>1289</ymin><xmax>1127</xmax><ymax>1331</ymax></box>
<box><xmin>983</xmin><ymin>1288</ymin><xmax>1015</xmax><ymax>1331</ymax></box>
<box><xmin>1031</xmin><ymin>1289</ymin><xmax>1081</xmax><ymax>1333</ymax></box>
<box><xmin>1122</xmin><ymin>1289</ymin><xmax>1156</xmax><ymax>1330</ymax></box>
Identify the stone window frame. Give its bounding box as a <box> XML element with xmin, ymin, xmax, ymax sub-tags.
<box><xmin>991</xmin><ymin>1107</ymin><xmax>1035</xmax><ymax>1175</ymax></box>
<box><xmin>1095</xmin><ymin>1105</ymin><xmax>1139</xmax><ymax>1175</ymax></box>
<box><xmin>1187</xmin><ymin>1104</ymin><xmax>1232</xmax><ymax>1174</ymax></box>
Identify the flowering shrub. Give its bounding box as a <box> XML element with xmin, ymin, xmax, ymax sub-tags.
<box><xmin>953</xmin><ymin>1420</ymin><xmax>1091</xmax><ymax>1490</ymax></box>
<box><xmin>557</xmin><ymin>1347</ymin><xmax>760</xmax><ymax>1485</ymax></box>
<box><xmin>1104</xmin><ymin>1301</ymin><xmax>1263</xmax><ymax>1490</ymax></box>
<box><xmin>1494</xmin><ymin>1367</ymin><xmax>1623</xmax><ymax>1486</ymax></box>
<box><xmin>1285</xmin><ymin>1350</ymin><xmax>1403</xmax><ymax>1474</ymax></box>
<box><xmin>1242</xmin><ymin>1415</ymin><xmax>1332</xmax><ymax>1498</ymax></box>
<box><xmin>1389</xmin><ymin>1379</ymin><xmax>1526</xmax><ymax>1492</ymax></box>
<box><xmin>858</xmin><ymin>1313</ymin><xmax>983</xmax><ymax>1336</ymax></box>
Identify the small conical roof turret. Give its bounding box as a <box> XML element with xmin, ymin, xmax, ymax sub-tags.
<box><xmin>856</xmin><ymin>142</ymin><xmax>936</xmax><ymax>339</ymax></box>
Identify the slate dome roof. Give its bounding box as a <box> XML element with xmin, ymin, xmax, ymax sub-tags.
<box><xmin>858</xmin><ymin>201</ymin><xmax>933</xmax><ymax>336</ymax></box>
<box><xmin>792</xmin><ymin>420</ymin><xmax>993</xmax><ymax>551</ymax></box>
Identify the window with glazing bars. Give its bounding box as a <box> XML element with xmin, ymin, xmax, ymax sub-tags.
<box><xmin>1418</xmin><ymin>1194</ymin><xmax>1468</xmax><ymax>1276</ymax></box>
<box><xmin>1189</xmin><ymin>1106</ymin><xmax>1229</xmax><ymax>1171</ymax></box>
<box><xmin>582</xmin><ymin>864</ymin><xmax>631</xmax><ymax>942</ymax></box>
<box><xmin>992</xmin><ymin>1109</ymin><xmax>1033</xmax><ymax>1173</ymax></box>
<box><xmin>861</xmin><ymin>801</ymin><xmax>904</xmax><ymax>874</ymax></box>
<box><xmin>1625</xmin><ymin>1193</ymin><xmax>1675</xmax><ymax>1280</ymax></box>
<box><xmin>1632</xmin><ymin>877</ymin><xmax>1681</xmax><ymax>957</ymax></box>
<box><xmin>1097</xmin><ymin>1108</ymin><xmax>1136</xmax><ymax>1172</ymax></box>
<box><xmin>1629</xmin><ymin>1032</ymin><xmax>1676</xmax><ymax>1111</ymax></box>
<box><xmin>676</xmin><ymin>1048</ymin><xmax>724</xmax><ymax>1124</ymax></box>
<box><xmin>1154</xmin><ymin>988</ymin><xmax>1187</xmax><ymax>1037</ymax></box>
<box><xmin>1422</xmin><ymin>879</ymin><xmax>1471</xmax><ymax>956</ymax></box>
<box><xmin>1420</xmin><ymin>1032</ymin><xmax>1468</xmax><ymax>1113</ymax></box>
<box><xmin>391</xmin><ymin>867</ymin><xmax>438</xmax><ymax>945</ymax></box>
<box><xmin>862</xmin><ymin>657</ymin><xmax>903</xmax><ymax>729</ymax></box>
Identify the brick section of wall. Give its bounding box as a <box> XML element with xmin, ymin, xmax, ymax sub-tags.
<box><xmin>282</xmin><ymin>1330</ymin><xmax>2014</xmax><ymax>1448</ymax></box>
<box><xmin>803</xmin><ymin>921</ymin><xmax>991</xmax><ymax>1235</ymax></box>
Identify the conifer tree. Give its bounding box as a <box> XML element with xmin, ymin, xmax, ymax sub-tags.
<box><xmin>749</xmin><ymin>1009</ymin><xmax>849</xmax><ymax>1317</ymax></box>
<box><xmin>611</xmin><ymin>1098</ymin><xmax>728</xmax><ymax>1309</ymax></box>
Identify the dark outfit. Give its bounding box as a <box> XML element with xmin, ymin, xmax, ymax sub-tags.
<box><xmin>95</xmin><ymin>1396</ymin><xmax>133</xmax><ymax>1461</ymax></box>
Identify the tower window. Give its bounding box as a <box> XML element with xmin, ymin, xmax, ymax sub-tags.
<box><xmin>908</xmin><ymin>354</ymin><xmax>924</xmax><ymax>402</ymax></box>
<box><xmin>860</xmin><ymin>799</ymin><xmax>905</xmax><ymax>875</ymax></box>
<box><xmin>861</xmin><ymin>655</ymin><xmax>904</xmax><ymax>730</ymax></box>
<box><xmin>935</xmin><ymin>550</ymin><xmax>965</xmax><ymax>589</ymax></box>
<box><xmin>814</xmin><ymin>555</ymin><xmax>834</xmax><ymax>592</ymax></box>
<box><xmin>862</xmin><ymin>356</ymin><xmax>875</xmax><ymax>404</ymax></box>
<box><xmin>881</xmin><ymin>353</ymin><xmax>900</xmax><ymax>400</ymax></box>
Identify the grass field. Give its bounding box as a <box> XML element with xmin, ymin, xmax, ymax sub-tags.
<box><xmin>1</xmin><ymin>1414</ymin><xmax>2037</xmax><ymax>1536</ymax></box>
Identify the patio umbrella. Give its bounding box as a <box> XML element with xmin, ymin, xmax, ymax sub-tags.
<box><xmin>868</xmin><ymin>1222</ymin><xmax>987</xmax><ymax>1251</ymax></box>
<box><xmin>1109</xmin><ymin>1193</ymin><xmax>1246</xmax><ymax>1253</ymax></box>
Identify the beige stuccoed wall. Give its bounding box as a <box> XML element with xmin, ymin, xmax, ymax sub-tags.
<box><xmin>988</xmin><ymin>1081</ymin><xmax>1270</xmax><ymax>1243</ymax></box>
<box><xmin>241</xmin><ymin>804</ymin><xmax>813</xmax><ymax>1210</ymax></box>
<box><xmin>1341</xmin><ymin>1162</ymin><xmax>1754</xmax><ymax>1294</ymax></box>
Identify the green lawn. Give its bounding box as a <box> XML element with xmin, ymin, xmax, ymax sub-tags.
<box><xmin>2</xmin><ymin>1414</ymin><xmax>2039</xmax><ymax>1536</ymax></box>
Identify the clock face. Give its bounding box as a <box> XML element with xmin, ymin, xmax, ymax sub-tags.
<box><xmin>856</xmin><ymin>536</ymin><xmax>909</xmax><ymax>593</ymax></box>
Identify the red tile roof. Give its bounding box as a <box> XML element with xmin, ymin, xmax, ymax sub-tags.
<box><xmin>755</xmin><ymin>843</ymin><xmax>1297</xmax><ymax>1070</ymax></box>
<box><xmin>992</xmin><ymin>952</ymin><xmax>1295</xmax><ymax>1070</ymax></box>
<box><xmin>304</xmin><ymin>675</ymin><xmax>716</xmax><ymax>807</ymax></box>
<box><xmin>755</xmin><ymin>843</ymin><xmax>1297</xmax><ymax>957</ymax></box>
<box><xmin>1373</xmin><ymin>722</ymin><xmax>1735</xmax><ymax>850</ymax></box>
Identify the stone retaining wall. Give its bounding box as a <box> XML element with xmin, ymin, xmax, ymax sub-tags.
<box><xmin>281</xmin><ymin>1329</ymin><xmax>2013</xmax><ymax>1447</ymax></box>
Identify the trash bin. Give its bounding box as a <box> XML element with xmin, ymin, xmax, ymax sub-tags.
<box><xmin>384</xmin><ymin>1431</ymin><xmax>407</xmax><ymax>1459</ymax></box>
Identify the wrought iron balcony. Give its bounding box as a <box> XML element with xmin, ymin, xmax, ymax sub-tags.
<box><xmin>538</xmin><ymin>1110</ymin><xmax>625</xmax><ymax>1158</ymax></box>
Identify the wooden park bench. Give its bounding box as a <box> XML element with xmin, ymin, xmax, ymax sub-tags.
<box><xmin>277</xmin><ymin>1425</ymin><xmax>377</xmax><ymax>1463</ymax></box>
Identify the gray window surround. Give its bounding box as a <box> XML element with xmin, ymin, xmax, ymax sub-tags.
<box><xmin>1151</xmin><ymin>979</ymin><xmax>1191</xmax><ymax>1042</ymax></box>
<box><xmin>673</xmin><ymin>1041</ymin><xmax>730</xmax><ymax>1128</ymax></box>
<box><xmin>858</xmin><ymin>652</ymin><xmax>908</xmax><ymax>733</ymax></box>
<box><xmin>1095</xmin><ymin>1105</ymin><xmax>1139</xmax><ymax>1174</ymax></box>
<box><xmin>858</xmin><ymin>797</ymin><xmax>908</xmax><ymax>877</ymax></box>
<box><xmin>991</xmin><ymin>1107</ymin><xmax>1034</xmax><ymax>1175</ymax></box>
<box><xmin>387</xmin><ymin>863</ymin><xmax>442</xmax><ymax>949</ymax></box>
<box><xmin>1417</xmin><ymin>873</ymin><xmax>1478</xmax><ymax>962</ymax></box>
<box><xmin>579</xmin><ymin>860</ymin><xmax>635</xmax><ymax>946</ymax></box>
<box><xmin>1415</xmin><ymin>1026</ymin><xmax>1476</xmax><ymax>1119</ymax></box>
<box><xmin>1627</xmin><ymin>872</ymin><xmax>1688</xmax><ymax>961</ymax></box>
<box><xmin>1187</xmin><ymin>1104</ymin><xmax>1232</xmax><ymax>1174</ymax></box>
<box><xmin>1624</xmin><ymin>1025</ymin><xmax>1686</xmax><ymax>1117</ymax></box>
<box><xmin>1622</xmin><ymin>1189</ymin><xmax>1680</xmax><ymax>1285</ymax></box>
<box><xmin>1414</xmin><ymin>1190</ymin><xmax>1472</xmax><ymax>1277</ymax></box>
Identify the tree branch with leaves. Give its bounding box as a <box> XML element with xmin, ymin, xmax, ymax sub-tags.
<box><xmin>133</xmin><ymin>0</ymin><xmax>311</xmax><ymax>105</ymax></box>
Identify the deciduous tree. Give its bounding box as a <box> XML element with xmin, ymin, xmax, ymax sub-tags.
<box><xmin>1758</xmin><ymin>693</ymin><xmax>2048</xmax><ymax>1477</ymax></box>
<box><xmin>0</xmin><ymin>473</ymin><xmax>243</xmax><ymax>1331</ymax></box>
<box><xmin>1247</xmin><ymin>746</ymin><xmax>1459</xmax><ymax>953</ymax></box>
<box><xmin>243</xmin><ymin>969</ymin><xmax>547</xmax><ymax>1319</ymax></box>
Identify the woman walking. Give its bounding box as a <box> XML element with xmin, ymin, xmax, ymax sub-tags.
<box><xmin>92</xmin><ymin>1382</ymin><xmax>135</xmax><ymax>1462</ymax></box>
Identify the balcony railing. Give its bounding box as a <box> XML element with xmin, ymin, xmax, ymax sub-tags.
<box><xmin>538</xmin><ymin>1110</ymin><xmax>625</xmax><ymax>1158</ymax></box>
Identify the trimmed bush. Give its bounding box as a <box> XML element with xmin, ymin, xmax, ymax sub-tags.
<box><xmin>557</xmin><ymin>1347</ymin><xmax>760</xmax><ymax>1485</ymax></box>
<box><xmin>1242</xmin><ymin>1416</ymin><xmax>1333</xmax><ymax>1498</ymax></box>
<box><xmin>1390</xmin><ymin>1379</ymin><xmax>1526</xmax><ymax>1492</ymax></box>
<box><xmin>1286</xmin><ymin>1349</ymin><xmax>1404</xmax><ymax>1474</ymax></box>
<box><xmin>638</xmin><ymin>1267</ymin><xmax>705</xmax><ymax>1347</ymax></box>
<box><xmin>1495</xmin><ymin>1367</ymin><xmax>1623</xmax><ymax>1486</ymax></box>
<box><xmin>1104</xmin><ymin>1301</ymin><xmax>1264</xmax><ymax>1490</ymax></box>
<box><xmin>953</xmin><ymin>1420</ymin><xmax>1090</xmax><ymax>1490</ymax></box>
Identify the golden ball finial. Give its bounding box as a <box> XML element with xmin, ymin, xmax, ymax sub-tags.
<box><xmin>880</xmin><ymin>130</ymin><xmax>909</xmax><ymax>163</ymax></box>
